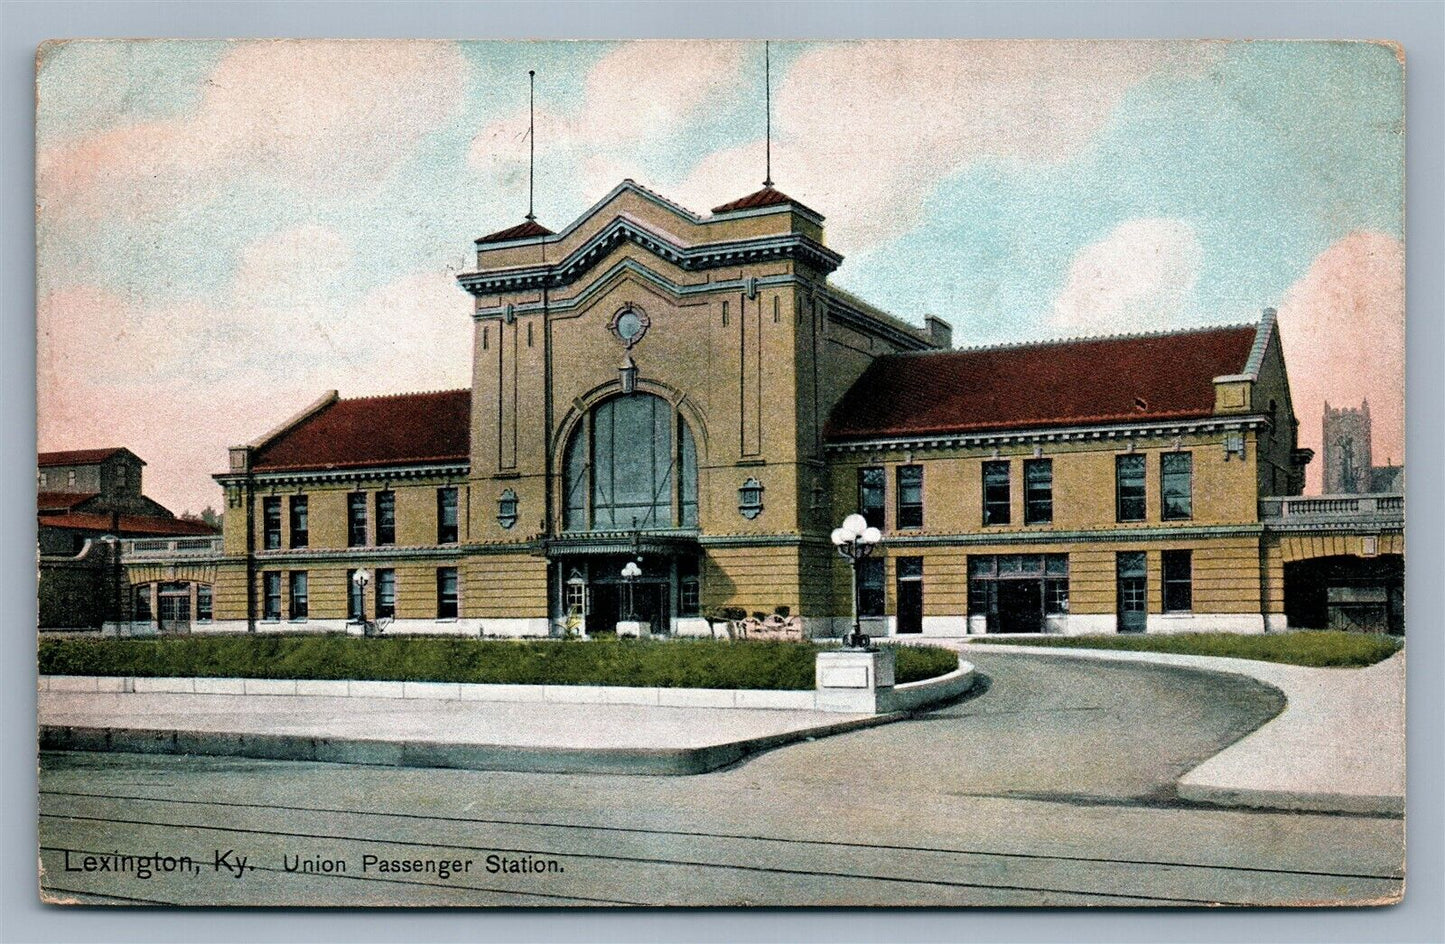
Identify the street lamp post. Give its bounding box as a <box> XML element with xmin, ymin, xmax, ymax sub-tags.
<box><xmin>831</xmin><ymin>513</ymin><xmax>882</xmax><ymax>650</ymax></box>
<box><xmin>621</xmin><ymin>560</ymin><xmax>642</xmax><ymax>622</ymax></box>
<box><xmin>351</xmin><ymin>568</ymin><xmax>372</xmax><ymax>636</ymax></box>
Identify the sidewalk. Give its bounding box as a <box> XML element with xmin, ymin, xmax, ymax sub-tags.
<box><xmin>960</xmin><ymin>641</ymin><xmax>1406</xmax><ymax>815</ymax></box>
<box><xmin>38</xmin><ymin>690</ymin><xmax>885</xmax><ymax>776</ymax></box>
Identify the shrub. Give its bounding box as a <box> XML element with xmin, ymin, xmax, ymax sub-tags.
<box><xmin>971</xmin><ymin>631</ymin><xmax>1401</xmax><ymax>668</ymax></box>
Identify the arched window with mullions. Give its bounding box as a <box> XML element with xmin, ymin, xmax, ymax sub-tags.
<box><xmin>563</xmin><ymin>393</ymin><xmax>698</xmax><ymax>531</ymax></box>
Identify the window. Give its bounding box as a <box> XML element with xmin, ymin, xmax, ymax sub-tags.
<box><xmin>376</xmin><ymin>569</ymin><xmax>396</xmax><ymax>619</ymax></box>
<box><xmin>289</xmin><ymin>495</ymin><xmax>308</xmax><ymax>548</ymax></box>
<box><xmin>347</xmin><ymin>570</ymin><xmax>364</xmax><ymax>621</ymax></box>
<box><xmin>196</xmin><ymin>584</ymin><xmax>213</xmax><ymax>622</ymax></box>
<box><xmin>1116</xmin><ymin>552</ymin><xmax>1147</xmax><ymax>633</ymax></box>
<box><xmin>133</xmin><ymin>585</ymin><xmax>152</xmax><ymax>621</ymax></box>
<box><xmin>67</xmin><ymin>469</ymin><xmax>76</xmax><ymax>487</ymax></box>
<box><xmin>982</xmin><ymin>461</ymin><xmax>1010</xmax><ymax>526</ymax></box>
<box><xmin>1161</xmin><ymin>452</ymin><xmax>1193</xmax><ymax>521</ymax></box>
<box><xmin>376</xmin><ymin>491</ymin><xmax>395</xmax><ymax>546</ymax></box>
<box><xmin>436</xmin><ymin>567</ymin><xmax>458</xmax><ymax>619</ymax></box>
<box><xmin>288</xmin><ymin>571</ymin><xmax>308</xmax><ymax>620</ymax></box>
<box><xmin>116</xmin><ymin>466</ymin><xmax>127</xmax><ymax>489</ymax></box>
<box><xmin>1045</xmin><ymin>553</ymin><xmax>1069</xmax><ymax>615</ymax></box>
<box><xmin>348</xmin><ymin>493</ymin><xmax>368</xmax><ymax>547</ymax></box>
<box><xmin>263</xmin><ymin>497</ymin><xmax>282</xmax><ymax>550</ymax></box>
<box><xmin>1116</xmin><ymin>454</ymin><xmax>1146</xmax><ymax>522</ymax></box>
<box><xmin>562</xmin><ymin>394</ymin><xmax>698</xmax><ymax>531</ymax></box>
<box><xmin>262</xmin><ymin>571</ymin><xmax>281</xmax><ymax>620</ymax></box>
<box><xmin>1024</xmin><ymin>459</ymin><xmax>1053</xmax><ymax>525</ymax></box>
<box><xmin>858</xmin><ymin>467</ymin><xmax>885</xmax><ymax>529</ymax></box>
<box><xmin>560</xmin><ymin>393</ymin><xmax>696</xmax><ymax>534</ymax></box>
<box><xmin>1163</xmin><ymin>550</ymin><xmax>1193</xmax><ymax>612</ymax></box>
<box><xmin>895</xmin><ymin>556</ymin><xmax>923</xmax><ymax>633</ymax></box>
<box><xmin>678</xmin><ymin>557</ymin><xmax>700</xmax><ymax>617</ymax></box>
<box><xmin>437</xmin><ymin>488</ymin><xmax>459</xmax><ymax>544</ymax></box>
<box><xmin>858</xmin><ymin>558</ymin><xmax>885</xmax><ymax>617</ymax></box>
<box><xmin>38</xmin><ymin>471</ymin><xmax>47</xmax><ymax>488</ymax></box>
<box><xmin>896</xmin><ymin>465</ymin><xmax>923</xmax><ymax>529</ymax></box>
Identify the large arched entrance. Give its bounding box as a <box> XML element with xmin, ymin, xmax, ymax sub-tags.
<box><xmin>553</xmin><ymin>392</ymin><xmax>701</xmax><ymax>635</ymax></box>
<box><xmin>1284</xmin><ymin>554</ymin><xmax>1403</xmax><ymax>635</ymax></box>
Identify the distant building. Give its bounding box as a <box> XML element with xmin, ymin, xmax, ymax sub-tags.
<box><xmin>38</xmin><ymin>447</ymin><xmax>217</xmax><ymax>631</ymax></box>
<box><xmin>1322</xmin><ymin>401</ymin><xmax>1403</xmax><ymax>495</ymax></box>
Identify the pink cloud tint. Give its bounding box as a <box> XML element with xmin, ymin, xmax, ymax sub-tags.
<box><xmin>1276</xmin><ymin>231</ymin><xmax>1405</xmax><ymax>493</ymax></box>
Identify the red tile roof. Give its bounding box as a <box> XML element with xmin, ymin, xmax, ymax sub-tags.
<box><xmin>37</xmin><ymin>491</ymin><xmax>99</xmax><ymax>512</ymax></box>
<box><xmin>38</xmin><ymin>447</ymin><xmax>137</xmax><ymax>467</ymax></box>
<box><xmin>252</xmin><ymin>389</ymin><xmax>471</xmax><ymax>472</ymax></box>
<box><xmin>475</xmin><ymin>219</ymin><xmax>554</xmax><ymax>245</ymax></box>
<box><xmin>825</xmin><ymin>324</ymin><xmax>1260</xmax><ymax>441</ymax></box>
<box><xmin>37</xmin><ymin>511</ymin><xmax>218</xmax><ymax>537</ymax></box>
<box><xmin>711</xmin><ymin>186</ymin><xmax>822</xmax><ymax>218</ymax></box>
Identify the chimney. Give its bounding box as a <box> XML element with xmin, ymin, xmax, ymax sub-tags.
<box><xmin>924</xmin><ymin>314</ymin><xmax>953</xmax><ymax>350</ymax></box>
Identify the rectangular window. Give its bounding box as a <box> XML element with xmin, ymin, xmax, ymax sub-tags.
<box><xmin>1045</xmin><ymin>553</ymin><xmax>1069</xmax><ymax>616</ymax></box>
<box><xmin>678</xmin><ymin>557</ymin><xmax>700</xmax><ymax>617</ymax></box>
<box><xmin>982</xmin><ymin>461</ymin><xmax>1011</xmax><ymax>526</ymax></box>
<box><xmin>436</xmin><ymin>567</ymin><xmax>459</xmax><ymax>619</ymax></box>
<box><xmin>288</xmin><ymin>571</ymin><xmax>308</xmax><ymax>620</ymax></box>
<box><xmin>895</xmin><ymin>556</ymin><xmax>923</xmax><ymax>634</ymax></box>
<box><xmin>376</xmin><ymin>491</ymin><xmax>396</xmax><ymax>546</ymax></box>
<box><xmin>196</xmin><ymin>584</ymin><xmax>213</xmax><ymax>621</ymax></box>
<box><xmin>858</xmin><ymin>558</ymin><xmax>885</xmax><ymax>617</ymax></box>
<box><xmin>289</xmin><ymin>495</ymin><xmax>308</xmax><ymax>548</ymax></box>
<box><xmin>1116</xmin><ymin>454</ymin><xmax>1146</xmax><ymax>522</ymax></box>
<box><xmin>376</xmin><ymin>569</ymin><xmax>396</xmax><ymax>619</ymax></box>
<box><xmin>896</xmin><ymin>465</ymin><xmax>923</xmax><ymax>529</ymax></box>
<box><xmin>347</xmin><ymin>570</ymin><xmax>364</xmax><ymax>621</ymax></box>
<box><xmin>348</xmin><ymin>493</ymin><xmax>368</xmax><ymax>547</ymax></box>
<box><xmin>437</xmin><ymin>487</ymin><xmax>459</xmax><ymax>544</ymax></box>
<box><xmin>263</xmin><ymin>497</ymin><xmax>282</xmax><ymax>550</ymax></box>
<box><xmin>1163</xmin><ymin>550</ymin><xmax>1193</xmax><ymax>613</ymax></box>
<box><xmin>1161</xmin><ymin>452</ymin><xmax>1193</xmax><ymax>521</ymax></box>
<box><xmin>133</xmin><ymin>586</ymin><xmax>152</xmax><ymax>621</ymax></box>
<box><xmin>858</xmin><ymin>467</ymin><xmax>885</xmax><ymax>529</ymax></box>
<box><xmin>262</xmin><ymin>571</ymin><xmax>281</xmax><ymax>621</ymax></box>
<box><xmin>67</xmin><ymin>469</ymin><xmax>76</xmax><ymax>487</ymax></box>
<box><xmin>1024</xmin><ymin>458</ymin><xmax>1053</xmax><ymax>525</ymax></box>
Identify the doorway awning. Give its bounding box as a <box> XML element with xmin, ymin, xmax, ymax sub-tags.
<box><xmin>543</xmin><ymin>529</ymin><xmax>700</xmax><ymax>558</ymax></box>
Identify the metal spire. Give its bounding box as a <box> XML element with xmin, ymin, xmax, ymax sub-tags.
<box><xmin>763</xmin><ymin>42</ymin><xmax>773</xmax><ymax>188</ymax></box>
<box><xmin>526</xmin><ymin>69</ymin><xmax>536</xmax><ymax>222</ymax></box>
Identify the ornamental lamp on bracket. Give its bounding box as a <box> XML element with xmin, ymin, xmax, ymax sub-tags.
<box><xmin>619</xmin><ymin>354</ymin><xmax>638</xmax><ymax>394</ymax></box>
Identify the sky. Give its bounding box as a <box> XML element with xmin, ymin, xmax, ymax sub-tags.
<box><xmin>36</xmin><ymin>40</ymin><xmax>1404</xmax><ymax>512</ymax></box>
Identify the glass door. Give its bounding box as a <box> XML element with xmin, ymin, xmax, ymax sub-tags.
<box><xmin>1116</xmin><ymin>552</ymin><xmax>1147</xmax><ymax>634</ymax></box>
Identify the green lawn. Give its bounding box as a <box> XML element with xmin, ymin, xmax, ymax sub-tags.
<box><xmin>38</xmin><ymin>635</ymin><xmax>958</xmax><ymax>690</ymax></box>
<box><xmin>970</xmin><ymin>631</ymin><xmax>1401</xmax><ymax>668</ymax></box>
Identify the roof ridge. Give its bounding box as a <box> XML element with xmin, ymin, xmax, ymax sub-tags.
<box><xmin>620</xmin><ymin>178</ymin><xmax>705</xmax><ymax>220</ymax></box>
<box><xmin>337</xmin><ymin>387</ymin><xmax>471</xmax><ymax>403</ymax></box>
<box><xmin>884</xmin><ymin>320</ymin><xmax>1258</xmax><ymax>357</ymax></box>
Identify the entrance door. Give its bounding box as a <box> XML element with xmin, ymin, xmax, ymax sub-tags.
<box><xmin>158</xmin><ymin>585</ymin><xmax>191</xmax><ymax>634</ymax></box>
<box><xmin>997</xmin><ymin>580</ymin><xmax>1043</xmax><ymax>634</ymax></box>
<box><xmin>896</xmin><ymin>556</ymin><xmax>923</xmax><ymax>634</ymax></box>
<box><xmin>589</xmin><ymin>583</ymin><xmax>620</xmax><ymax>635</ymax></box>
<box><xmin>1116</xmin><ymin>552</ymin><xmax>1147</xmax><ymax>633</ymax></box>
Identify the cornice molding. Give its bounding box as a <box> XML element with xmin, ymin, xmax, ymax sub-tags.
<box><xmin>825</xmin><ymin>415</ymin><xmax>1271</xmax><ymax>454</ymax></box>
<box><xmin>458</xmin><ymin>216</ymin><xmax>843</xmax><ymax>297</ymax></box>
<box><xmin>214</xmin><ymin>462</ymin><xmax>470</xmax><ymax>488</ymax></box>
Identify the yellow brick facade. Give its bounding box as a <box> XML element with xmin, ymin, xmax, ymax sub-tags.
<box><xmin>186</xmin><ymin>180</ymin><xmax>1396</xmax><ymax>639</ymax></box>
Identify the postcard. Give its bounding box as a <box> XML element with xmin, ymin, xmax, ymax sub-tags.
<box><xmin>36</xmin><ymin>39</ymin><xmax>1404</xmax><ymax>907</ymax></box>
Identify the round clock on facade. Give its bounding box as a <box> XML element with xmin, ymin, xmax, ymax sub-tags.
<box><xmin>610</xmin><ymin>306</ymin><xmax>650</xmax><ymax>348</ymax></box>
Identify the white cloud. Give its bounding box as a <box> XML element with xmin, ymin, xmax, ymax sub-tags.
<box><xmin>1051</xmin><ymin>218</ymin><xmax>1203</xmax><ymax>334</ymax></box>
<box><xmin>672</xmin><ymin>41</ymin><xmax>1221</xmax><ymax>251</ymax></box>
<box><xmin>37</xmin><ymin>40</ymin><xmax>471</xmax><ymax>221</ymax></box>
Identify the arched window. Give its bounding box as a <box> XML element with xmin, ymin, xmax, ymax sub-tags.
<box><xmin>563</xmin><ymin>393</ymin><xmax>698</xmax><ymax>531</ymax></box>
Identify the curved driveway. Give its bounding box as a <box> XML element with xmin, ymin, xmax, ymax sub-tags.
<box><xmin>41</xmin><ymin>652</ymin><xmax>1402</xmax><ymax>907</ymax></box>
<box><xmin>739</xmin><ymin>651</ymin><xmax>1285</xmax><ymax>803</ymax></box>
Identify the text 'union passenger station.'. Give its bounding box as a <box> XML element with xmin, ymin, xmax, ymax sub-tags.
<box><xmin>202</xmin><ymin>180</ymin><xmax>1401</xmax><ymax>638</ymax></box>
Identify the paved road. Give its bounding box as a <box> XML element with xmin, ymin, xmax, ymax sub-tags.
<box><xmin>37</xmin><ymin>653</ymin><xmax>1404</xmax><ymax>907</ymax></box>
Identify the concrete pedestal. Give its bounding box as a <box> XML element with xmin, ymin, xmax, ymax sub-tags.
<box><xmin>815</xmin><ymin>648</ymin><xmax>896</xmax><ymax>713</ymax></box>
<box><xmin>616</xmin><ymin>620</ymin><xmax>651</xmax><ymax>639</ymax></box>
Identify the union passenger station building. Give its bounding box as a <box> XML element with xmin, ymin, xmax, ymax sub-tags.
<box><xmin>195</xmin><ymin>181</ymin><xmax>1402</xmax><ymax>638</ymax></box>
